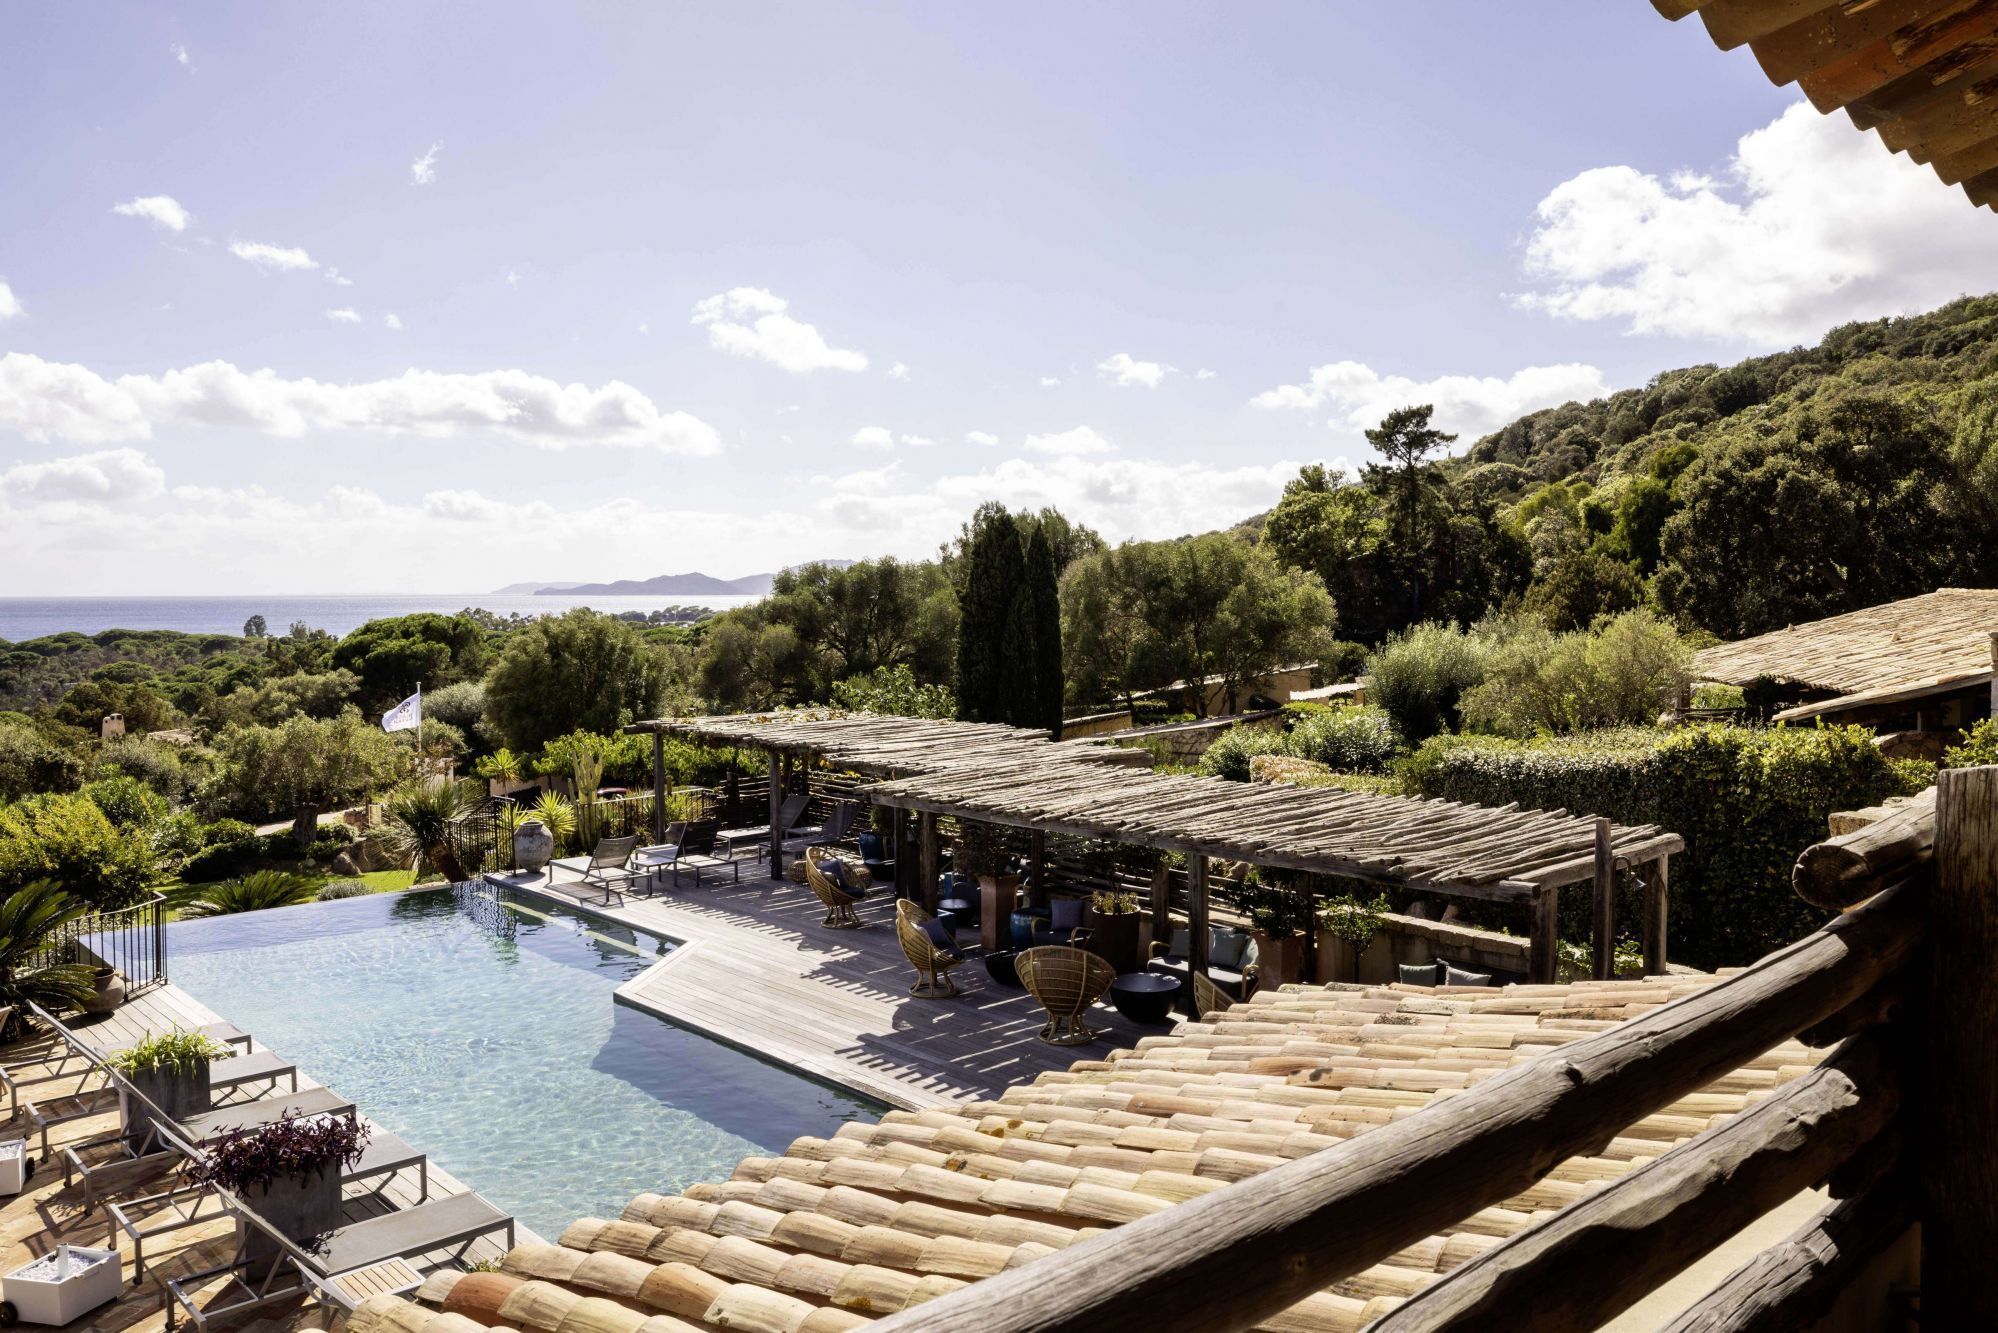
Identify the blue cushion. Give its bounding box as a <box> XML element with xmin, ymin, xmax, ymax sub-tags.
<box><xmin>920</xmin><ymin>918</ymin><xmax>957</xmax><ymax>956</ymax></box>
<box><xmin>1050</xmin><ymin>899</ymin><xmax>1086</xmax><ymax>931</ymax></box>
<box><xmin>1210</xmin><ymin>930</ymin><xmax>1249</xmax><ymax>970</ymax></box>
<box><xmin>1443</xmin><ymin>963</ymin><xmax>1492</xmax><ymax>988</ymax></box>
<box><xmin>817</xmin><ymin>858</ymin><xmax>845</xmax><ymax>889</ymax></box>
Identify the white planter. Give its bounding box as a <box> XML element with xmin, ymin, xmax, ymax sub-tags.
<box><xmin>2</xmin><ymin>1245</ymin><xmax>121</xmax><ymax>1325</ymax></box>
<box><xmin>0</xmin><ymin>1141</ymin><xmax>24</xmax><ymax>1196</ymax></box>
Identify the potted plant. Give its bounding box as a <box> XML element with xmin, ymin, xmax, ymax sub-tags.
<box><xmin>0</xmin><ymin>1244</ymin><xmax>122</xmax><ymax>1326</ymax></box>
<box><xmin>1085</xmin><ymin>890</ymin><xmax>1142</xmax><ymax>974</ymax></box>
<box><xmin>1315</xmin><ymin>893</ymin><xmax>1391</xmax><ymax>983</ymax></box>
<box><xmin>190</xmin><ymin>1111</ymin><xmax>372</xmax><ymax>1268</ymax></box>
<box><xmin>108</xmin><ymin>1030</ymin><xmax>225</xmax><ymax>1142</ymax></box>
<box><xmin>955</xmin><ymin>820</ymin><xmax>1022</xmax><ymax>949</ymax></box>
<box><xmin>1231</xmin><ymin>872</ymin><xmax>1315</xmax><ymax>986</ymax></box>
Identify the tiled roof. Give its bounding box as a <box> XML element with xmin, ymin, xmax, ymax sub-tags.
<box><xmin>352</xmin><ymin>974</ymin><xmax>1816</xmax><ymax>1333</ymax></box>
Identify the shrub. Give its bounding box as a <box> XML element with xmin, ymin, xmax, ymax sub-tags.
<box><xmin>1285</xmin><ymin>705</ymin><xmax>1402</xmax><ymax>773</ymax></box>
<box><xmin>1366</xmin><ymin>624</ymin><xmax>1490</xmax><ymax>743</ymax></box>
<box><xmin>1198</xmin><ymin>725</ymin><xmax>1291</xmax><ymax>781</ymax></box>
<box><xmin>533</xmin><ymin>730</ymin><xmax>649</xmax><ymax>787</ymax></box>
<box><xmin>1459</xmin><ymin>610</ymin><xmax>1691</xmax><ymax>737</ymax></box>
<box><xmin>0</xmin><ymin>792</ymin><xmax>158</xmax><ymax>907</ymax></box>
<box><xmin>422</xmin><ymin>680</ymin><xmax>489</xmax><ymax>739</ymax></box>
<box><xmin>96</xmin><ymin>735</ymin><xmax>189</xmax><ymax>800</ymax></box>
<box><xmin>317</xmin><ymin>879</ymin><xmax>370</xmax><ymax>900</ymax></box>
<box><xmin>0</xmin><ymin>721</ymin><xmax>84</xmax><ymax>801</ymax></box>
<box><xmin>175</xmin><ymin>870</ymin><xmax>322</xmax><ymax>917</ymax></box>
<box><xmin>180</xmin><ymin>838</ymin><xmax>259</xmax><ymax>883</ymax></box>
<box><xmin>81</xmin><ymin>774</ymin><xmax>169</xmax><ymax>829</ymax></box>
<box><xmin>1944</xmin><ymin>717</ymin><xmax>1998</xmax><ymax>769</ymax></box>
<box><xmin>831</xmin><ymin>665</ymin><xmax>955</xmax><ymax>719</ymax></box>
<box><xmin>1401</xmin><ymin>723</ymin><xmax>1910</xmax><ymax>968</ymax></box>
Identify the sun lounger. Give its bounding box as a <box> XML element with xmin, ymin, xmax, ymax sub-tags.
<box><xmin>718</xmin><ymin>793</ymin><xmax>810</xmax><ymax>852</ymax></box>
<box><xmin>552</xmin><ymin>834</ymin><xmax>643</xmax><ymax>905</ymax></box>
<box><xmin>669</xmin><ymin>821</ymin><xmax>741</xmax><ymax>886</ymax></box>
<box><xmin>3</xmin><ymin>1019</ymin><xmax>252</xmax><ymax>1117</ymax></box>
<box><xmin>345</xmin><ymin>1127</ymin><xmax>427</xmax><ymax>1199</ymax></box>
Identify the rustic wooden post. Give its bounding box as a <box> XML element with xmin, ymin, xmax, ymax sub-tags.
<box><xmin>1149</xmin><ymin>856</ymin><xmax>1171</xmax><ymax>954</ymax></box>
<box><xmin>919</xmin><ymin>811</ymin><xmax>941</xmax><ymax>913</ymax></box>
<box><xmin>650</xmin><ymin>730</ymin><xmax>666</xmax><ymax>844</ymax></box>
<box><xmin>766</xmin><ymin>746</ymin><xmax>784</xmax><ymax>872</ymax></box>
<box><xmin>1926</xmin><ymin>763</ymin><xmax>1998</xmax><ymax>1326</ymax></box>
<box><xmin>1642</xmin><ymin>855</ymin><xmax>1670</xmax><ymax>976</ymax></box>
<box><xmin>1530</xmin><ymin>886</ymin><xmax>1558</xmax><ymax>984</ymax></box>
<box><xmin>891</xmin><ymin>806</ymin><xmax>910</xmax><ymax>899</ymax></box>
<box><xmin>1029</xmin><ymin>829</ymin><xmax>1047</xmax><ymax>907</ymax></box>
<box><xmin>1592</xmin><ymin>818</ymin><xmax>1615</xmax><ymax>981</ymax></box>
<box><xmin>1989</xmin><ymin>630</ymin><xmax>1997</xmax><ymax>720</ymax></box>
<box><xmin>1188</xmin><ymin>854</ymin><xmax>1210</xmax><ymax>978</ymax></box>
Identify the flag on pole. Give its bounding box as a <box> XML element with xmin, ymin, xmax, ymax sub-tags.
<box><xmin>382</xmin><ymin>689</ymin><xmax>422</xmax><ymax>733</ymax></box>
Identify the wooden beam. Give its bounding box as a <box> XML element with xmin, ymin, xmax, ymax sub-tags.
<box><xmin>919</xmin><ymin>811</ymin><xmax>940</xmax><ymax>913</ymax></box>
<box><xmin>864</xmin><ymin>881</ymin><xmax>1921</xmax><ymax>1333</ymax></box>
<box><xmin>1030</xmin><ymin>829</ymin><xmax>1048</xmax><ymax>910</ymax></box>
<box><xmin>1530</xmin><ymin>886</ymin><xmax>1559</xmax><ymax>984</ymax></box>
<box><xmin>1658</xmin><ymin>1178</ymin><xmax>1914</xmax><ymax>1332</ymax></box>
<box><xmin>1366</xmin><ymin>1031</ymin><xmax>1901</xmax><ymax>1330</ymax></box>
<box><xmin>1188</xmin><ymin>854</ymin><xmax>1209</xmax><ymax>979</ymax></box>
<box><xmin>1592</xmin><ymin>818</ymin><xmax>1615</xmax><ymax>981</ymax></box>
<box><xmin>766</xmin><ymin>747</ymin><xmax>783</xmax><ymax>872</ymax></box>
<box><xmin>1924</xmin><ymin>763</ymin><xmax>1998</xmax><ymax>1327</ymax></box>
<box><xmin>1794</xmin><ymin>786</ymin><xmax>1936</xmax><ymax>911</ymax></box>
<box><xmin>1148</xmin><ymin>857</ymin><xmax>1171</xmax><ymax>954</ymax></box>
<box><xmin>650</xmin><ymin>731</ymin><xmax>666</xmax><ymax>844</ymax></box>
<box><xmin>1643</xmin><ymin>854</ymin><xmax>1669</xmax><ymax>977</ymax></box>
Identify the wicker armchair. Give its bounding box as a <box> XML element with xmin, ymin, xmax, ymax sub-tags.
<box><xmin>1191</xmin><ymin>969</ymin><xmax>1232</xmax><ymax>1020</ymax></box>
<box><xmin>1016</xmin><ymin>945</ymin><xmax>1117</xmax><ymax>1046</ymax></box>
<box><xmin>895</xmin><ymin>899</ymin><xmax>964</xmax><ymax>998</ymax></box>
<box><xmin>803</xmin><ymin>848</ymin><xmax>869</xmax><ymax>929</ymax></box>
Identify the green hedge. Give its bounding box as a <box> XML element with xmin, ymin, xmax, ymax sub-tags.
<box><xmin>1400</xmin><ymin>723</ymin><xmax>1919</xmax><ymax>969</ymax></box>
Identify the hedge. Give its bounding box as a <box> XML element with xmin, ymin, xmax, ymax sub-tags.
<box><xmin>1399</xmin><ymin>723</ymin><xmax>1920</xmax><ymax>969</ymax></box>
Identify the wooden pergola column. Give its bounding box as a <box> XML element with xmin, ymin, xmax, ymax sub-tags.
<box><xmin>650</xmin><ymin>730</ymin><xmax>666</xmax><ymax>843</ymax></box>
<box><xmin>919</xmin><ymin>812</ymin><xmax>941</xmax><ymax>913</ymax></box>
<box><xmin>1642</xmin><ymin>855</ymin><xmax>1670</xmax><ymax>977</ymax></box>
<box><xmin>1188</xmin><ymin>853</ymin><xmax>1210</xmax><ymax>978</ymax></box>
<box><xmin>1592</xmin><ymin>818</ymin><xmax>1616</xmax><ymax>981</ymax></box>
<box><xmin>766</xmin><ymin>746</ymin><xmax>784</xmax><ymax>871</ymax></box>
<box><xmin>1530</xmin><ymin>886</ymin><xmax>1559</xmax><ymax>985</ymax></box>
<box><xmin>1149</xmin><ymin>856</ymin><xmax>1171</xmax><ymax>954</ymax></box>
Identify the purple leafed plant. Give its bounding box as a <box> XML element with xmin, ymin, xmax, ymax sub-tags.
<box><xmin>190</xmin><ymin>1111</ymin><xmax>372</xmax><ymax>1194</ymax></box>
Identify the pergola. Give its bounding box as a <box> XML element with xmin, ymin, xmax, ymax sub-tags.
<box><xmin>626</xmin><ymin>710</ymin><xmax>1684</xmax><ymax>981</ymax></box>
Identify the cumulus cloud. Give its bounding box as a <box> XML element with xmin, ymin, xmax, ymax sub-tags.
<box><xmin>171</xmin><ymin>42</ymin><xmax>191</xmax><ymax>67</ymax></box>
<box><xmin>383</xmin><ymin>313</ymin><xmax>403</xmax><ymax>330</ymax></box>
<box><xmin>1039</xmin><ymin>376</ymin><xmax>1062</xmax><ymax>387</ymax></box>
<box><xmin>1251</xmin><ymin>360</ymin><xmax>1608</xmax><ymax>439</ymax></box>
<box><xmin>0</xmin><ymin>281</ymin><xmax>21</xmax><ymax>321</ymax></box>
<box><xmin>887</xmin><ymin>362</ymin><xmax>911</xmax><ymax>381</ymax></box>
<box><xmin>229</xmin><ymin>240</ymin><xmax>318</xmax><ymax>272</ymax></box>
<box><xmin>0</xmin><ymin>352</ymin><xmax>720</xmax><ymax>454</ymax></box>
<box><xmin>1195</xmin><ymin>368</ymin><xmax>1216</xmax><ymax>380</ymax></box>
<box><xmin>1517</xmin><ymin>101</ymin><xmax>1998</xmax><ymax>345</ymax></box>
<box><xmin>899</xmin><ymin>434</ymin><xmax>935</xmax><ymax>448</ymax></box>
<box><xmin>849</xmin><ymin>426</ymin><xmax>895</xmax><ymax>450</ymax></box>
<box><xmin>411</xmin><ymin>142</ymin><xmax>441</xmax><ymax>186</ymax></box>
<box><xmin>965</xmin><ymin>430</ymin><xmax>999</xmax><ymax>447</ymax></box>
<box><xmin>325</xmin><ymin>307</ymin><xmax>361</xmax><ymax>324</ymax></box>
<box><xmin>1097</xmin><ymin>352</ymin><xmax>1172</xmax><ymax>389</ymax></box>
<box><xmin>112</xmin><ymin>195</ymin><xmax>192</xmax><ymax>231</ymax></box>
<box><xmin>690</xmin><ymin>287</ymin><xmax>868</xmax><ymax>373</ymax></box>
<box><xmin>1024</xmin><ymin>425</ymin><xmax>1115</xmax><ymax>456</ymax></box>
<box><xmin>1</xmin><ymin>448</ymin><xmax>166</xmax><ymax>504</ymax></box>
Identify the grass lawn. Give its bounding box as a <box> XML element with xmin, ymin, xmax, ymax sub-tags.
<box><xmin>157</xmin><ymin>865</ymin><xmax>427</xmax><ymax>921</ymax></box>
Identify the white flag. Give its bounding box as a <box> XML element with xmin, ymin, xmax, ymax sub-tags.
<box><xmin>382</xmin><ymin>691</ymin><xmax>422</xmax><ymax>733</ymax></box>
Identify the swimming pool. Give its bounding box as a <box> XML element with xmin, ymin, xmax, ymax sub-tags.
<box><xmin>166</xmin><ymin>885</ymin><xmax>876</xmax><ymax>1239</ymax></box>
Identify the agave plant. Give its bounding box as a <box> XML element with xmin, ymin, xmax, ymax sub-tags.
<box><xmin>383</xmin><ymin>779</ymin><xmax>482</xmax><ymax>884</ymax></box>
<box><xmin>530</xmin><ymin>790</ymin><xmax>577</xmax><ymax>851</ymax></box>
<box><xmin>176</xmin><ymin>871</ymin><xmax>322</xmax><ymax>919</ymax></box>
<box><xmin>0</xmin><ymin>881</ymin><xmax>98</xmax><ymax>1037</ymax></box>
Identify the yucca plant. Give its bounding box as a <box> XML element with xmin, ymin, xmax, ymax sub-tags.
<box><xmin>382</xmin><ymin>779</ymin><xmax>481</xmax><ymax>883</ymax></box>
<box><xmin>530</xmin><ymin>790</ymin><xmax>576</xmax><ymax>852</ymax></box>
<box><xmin>0</xmin><ymin>881</ymin><xmax>98</xmax><ymax>1038</ymax></box>
<box><xmin>176</xmin><ymin>871</ymin><xmax>322</xmax><ymax>918</ymax></box>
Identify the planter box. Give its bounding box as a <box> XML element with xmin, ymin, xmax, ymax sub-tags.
<box><xmin>0</xmin><ymin>1141</ymin><xmax>25</xmax><ymax>1196</ymax></box>
<box><xmin>977</xmin><ymin>875</ymin><xmax>1021</xmax><ymax>952</ymax></box>
<box><xmin>1085</xmin><ymin>910</ymin><xmax>1142</xmax><ymax>975</ymax></box>
<box><xmin>2</xmin><ymin>1245</ymin><xmax>121</xmax><ymax>1325</ymax></box>
<box><xmin>123</xmin><ymin>1060</ymin><xmax>212</xmax><ymax>1144</ymax></box>
<box><xmin>1254</xmin><ymin>932</ymin><xmax>1307</xmax><ymax>987</ymax></box>
<box><xmin>241</xmin><ymin>1167</ymin><xmax>345</xmax><ymax>1270</ymax></box>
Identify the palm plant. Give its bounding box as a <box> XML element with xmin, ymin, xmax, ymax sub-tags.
<box><xmin>176</xmin><ymin>871</ymin><xmax>322</xmax><ymax>918</ymax></box>
<box><xmin>0</xmin><ymin>881</ymin><xmax>98</xmax><ymax>1038</ymax></box>
<box><xmin>383</xmin><ymin>779</ymin><xmax>482</xmax><ymax>884</ymax></box>
<box><xmin>530</xmin><ymin>790</ymin><xmax>577</xmax><ymax>853</ymax></box>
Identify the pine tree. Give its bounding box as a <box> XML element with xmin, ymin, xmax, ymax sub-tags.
<box><xmin>1024</xmin><ymin>525</ymin><xmax>1064</xmax><ymax>736</ymax></box>
<box><xmin>954</xmin><ymin>508</ymin><xmax>1024</xmax><ymax>722</ymax></box>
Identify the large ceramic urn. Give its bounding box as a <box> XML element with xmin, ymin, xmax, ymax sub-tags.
<box><xmin>513</xmin><ymin>818</ymin><xmax>555</xmax><ymax>873</ymax></box>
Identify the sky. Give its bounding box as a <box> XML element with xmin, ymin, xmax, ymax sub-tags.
<box><xmin>4</xmin><ymin>2</ymin><xmax>1998</xmax><ymax>595</ymax></box>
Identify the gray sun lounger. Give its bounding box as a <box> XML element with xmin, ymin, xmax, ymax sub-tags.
<box><xmin>62</xmin><ymin>1086</ymin><xmax>358</xmax><ymax>1209</ymax></box>
<box><xmin>4</xmin><ymin>1020</ymin><xmax>253</xmax><ymax>1118</ymax></box>
<box><xmin>345</xmin><ymin>1127</ymin><xmax>428</xmax><ymax>1199</ymax></box>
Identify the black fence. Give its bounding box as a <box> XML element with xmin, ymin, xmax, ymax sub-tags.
<box><xmin>34</xmin><ymin>893</ymin><xmax>168</xmax><ymax>993</ymax></box>
<box><xmin>454</xmin><ymin>790</ymin><xmax>723</xmax><ymax>874</ymax></box>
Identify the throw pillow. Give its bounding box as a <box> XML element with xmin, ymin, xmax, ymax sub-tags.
<box><xmin>1443</xmin><ymin>963</ymin><xmax>1493</xmax><ymax>988</ymax></box>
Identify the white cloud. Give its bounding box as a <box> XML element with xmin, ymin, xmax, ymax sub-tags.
<box><xmin>1518</xmin><ymin>101</ymin><xmax>1998</xmax><ymax>345</ymax></box>
<box><xmin>383</xmin><ymin>312</ymin><xmax>403</xmax><ymax>330</ymax></box>
<box><xmin>690</xmin><ymin>287</ymin><xmax>868</xmax><ymax>373</ymax></box>
<box><xmin>112</xmin><ymin>195</ymin><xmax>192</xmax><ymax>232</ymax></box>
<box><xmin>170</xmin><ymin>42</ymin><xmax>190</xmax><ymax>67</ymax></box>
<box><xmin>229</xmin><ymin>240</ymin><xmax>318</xmax><ymax>272</ymax></box>
<box><xmin>849</xmin><ymin>426</ymin><xmax>895</xmax><ymax>450</ymax></box>
<box><xmin>411</xmin><ymin>142</ymin><xmax>441</xmax><ymax>186</ymax></box>
<box><xmin>1251</xmin><ymin>360</ymin><xmax>1609</xmax><ymax>439</ymax></box>
<box><xmin>1195</xmin><ymin>368</ymin><xmax>1216</xmax><ymax>380</ymax></box>
<box><xmin>1097</xmin><ymin>352</ymin><xmax>1172</xmax><ymax>389</ymax></box>
<box><xmin>965</xmin><ymin>430</ymin><xmax>999</xmax><ymax>447</ymax></box>
<box><xmin>1039</xmin><ymin>376</ymin><xmax>1062</xmax><ymax>387</ymax></box>
<box><xmin>887</xmin><ymin>362</ymin><xmax>911</xmax><ymax>381</ymax></box>
<box><xmin>326</xmin><ymin>268</ymin><xmax>353</xmax><ymax>287</ymax></box>
<box><xmin>504</xmin><ymin>269</ymin><xmax>521</xmax><ymax>287</ymax></box>
<box><xmin>324</xmin><ymin>307</ymin><xmax>361</xmax><ymax>324</ymax></box>
<box><xmin>0</xmin><ymin>352</ymin><xmax>721</xmax><ymax>454</ymax></box>
<box><xmin>1024</xmin><ymin>425</ymin><xmax>1115</xmax><ymax>456</ymax></box>
<box><xmin>0</xmin><ymin>448</ymin><xmax>166</xmax><ymax>504</ymax></box>
<box><xmin>421</xmin><ymin>488</ymin><xmax>555</xmax><ymax>523</ymax></box>
<box><xmin>899</xmin><ymin>434</ymin><xmax>935</xmax><ymax>448</ymax></box>
<box><xmin>0</xmin><ymin>281</ymin><xmax>21</xmax><ymax>321</ymax></box>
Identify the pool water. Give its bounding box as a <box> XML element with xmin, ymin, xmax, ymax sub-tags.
<box><xmin>167</xmin><ymin>885</ymin><xmax>875</xmax><ymax>1239</ymax></box>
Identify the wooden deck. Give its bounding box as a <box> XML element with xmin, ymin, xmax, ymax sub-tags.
<box><xmin>487</xmin><ymin>866</ymin><xmax>1178</xmax><ymax>1110</ymax></box>
<box><xmin>0</xmin><ymin>983</ymin><xmax>521</xmax><ymax>1332</ymax></box>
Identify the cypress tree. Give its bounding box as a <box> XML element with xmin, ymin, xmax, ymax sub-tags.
<box><xmin>1024</xmin><ymin>525</ymin><xmax>1064</xmax><ymax>736</ymax></box>
<box><xmin>954</xmin><ymin>508</ymin><xmax>1024</xmax><ymax>722</ymax></box>
<box><xmin>997</xmin><ymin>580</ymin><xmax>1039</xmax><ymax>729</ymax></box>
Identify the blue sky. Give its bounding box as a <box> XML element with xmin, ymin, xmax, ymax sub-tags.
<box><xmin>4</xmin><ymin>2</ymin><xmax>1995</xmax><ymax>593</ymax></box>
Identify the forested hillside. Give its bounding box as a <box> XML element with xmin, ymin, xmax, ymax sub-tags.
<box><xmin>1256</xmin><ymin>294</ymin><xmax>1998</xmax><ymax>644</ymax></box>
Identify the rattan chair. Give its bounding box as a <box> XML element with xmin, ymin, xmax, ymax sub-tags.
<box><xmin>1191</xmin><ymin>968</ymin><xmax>1231</xmax><ymax>1020</ymax></box>
<box><xmin>1016</xmin><ymin>945</ymin><xmax>1117</xmax><ymax>1046</ymax></box>
<box><xmin>895</xmin><ymin>900</ymin><xmax>964</xmax><ymax>998</ymax></box>
<box><xmin>804</xmin><ymin>848</ymin><xmax>869</xmax><ymax>929</ymax></box>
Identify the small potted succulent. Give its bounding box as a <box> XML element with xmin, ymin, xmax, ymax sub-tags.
<box><xmin>0</xmin><ymin>1244</ymin><xmax>122</xmax><ymax>1326</ymax></box>
<box><xmin>1085</xmin><ymin>890</ymin><xmax>1142</xmax><ymax>974</ymax></box>
<box><xmin>190</xmin><ymin>1111</ymin><xmax>372</xmax><ymax>1268</ymax></box>
<box><xmin>108</xmin><ymin>1030</ymin><xmax>226</xmax><ymax>1141</ymax></box>
<box><xmin>1315</xmin><ymin>892</ymin><xmax>1391</xmax><ymax>983</ymax></box>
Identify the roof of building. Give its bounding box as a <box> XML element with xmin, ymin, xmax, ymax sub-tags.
<box><xmin>356</xmin><ymin>973</ymin><xmax>1814</xmax><ymax>1333</ymax></box>
<box><xmin>1654</xmin><ymin>0</ymin><xmax>1998</xmax><ymax>210</ymax></box>
<box><xmin>634</xmin><ymin>711</ymin><xmax>1682</xmax><ymax>893</ymax></box>
<box><xmin>1690</xmin><ymin>587</ymin><xmax>1998</xmax><ymax>720</ymax></box>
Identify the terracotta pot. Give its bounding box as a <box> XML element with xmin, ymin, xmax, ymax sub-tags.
<box><xmin>513</xmin><ymin>818</ymin><xmax>555</xmax><ymax>873</ymax></box>
<box><xmin>1254</xmin><ymin>931</ymin><xmax>1306</xmax><ymax>987</ymax></box>
<box><xmin>82</xmin><ymin>967</ymin><xmax>124</xmax><ymax>1015</ymax></box>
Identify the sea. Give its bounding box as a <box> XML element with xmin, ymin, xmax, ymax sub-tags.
<box><xmin>0</xmin><ymin>593</ymin><xmax>765</xmax><ymax>641</ymax></box>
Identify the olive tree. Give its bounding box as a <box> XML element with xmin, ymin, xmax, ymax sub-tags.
<box><xmin>206</xmin><ymin>710</ymin><xmax>405</xmax><ymax>843</ymax></box>
<box><xmin>484</xmin><ymin>609</ymin><xmax>672</xmax><ymax>752</ymax></box>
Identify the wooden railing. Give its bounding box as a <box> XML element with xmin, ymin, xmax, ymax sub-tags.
<box><xmin>872</xmin><ymin>765</ymin><xmax>1997</xmax><ymax>1331</ymax></box>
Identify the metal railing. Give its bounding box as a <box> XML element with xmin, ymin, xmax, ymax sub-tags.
<box><xmin>33</xmin><ymin>892</ymin><xmax>168</xmax><ymax>992</ymax></box>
